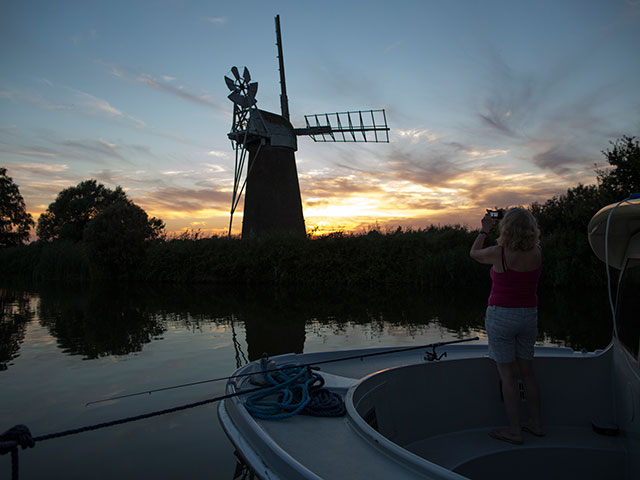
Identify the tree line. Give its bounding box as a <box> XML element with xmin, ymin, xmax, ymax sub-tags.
<box><xmin>0</xmin><ymin>135</ymin><xmax>638</xmax><ymax>285</ymax></box>
<box><xmin>0</xmin><ymin>174</ymin><xmax>164</xmax><ymax>277</ymax></box>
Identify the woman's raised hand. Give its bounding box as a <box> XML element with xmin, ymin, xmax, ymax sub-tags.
<box><xmin>481</xmin><ymin>214</ymin><xmax>496</xmax><ymax>232</ymax></box>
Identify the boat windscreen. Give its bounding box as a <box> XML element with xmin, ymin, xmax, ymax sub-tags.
<box><xmin>616</xmin><ymin>257</ymin><xmax>640</xmax><ymax>360</ymax></box>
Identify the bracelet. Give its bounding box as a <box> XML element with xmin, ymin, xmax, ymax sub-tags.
<box><xmin>479</xmin><ymin>230</ymin><xmax>488</xmax><ymax>235</ymax></box>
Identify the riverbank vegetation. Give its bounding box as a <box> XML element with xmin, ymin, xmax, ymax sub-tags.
<box><xmin>1</xmin><ymin>136</ymin><xmax>638</xmax><ymax>288</ymax></box>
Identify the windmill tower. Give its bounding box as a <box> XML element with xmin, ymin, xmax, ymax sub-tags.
<box><xmin>225</xmin><ymin>15</ymin><xmax>389</xmax><ymax>238</ymax></box>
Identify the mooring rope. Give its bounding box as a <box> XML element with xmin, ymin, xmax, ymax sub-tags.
<box><xmin>244</xmin><ymin>365</ymin><xmax>346</xmax><ymax>419</ymax></box>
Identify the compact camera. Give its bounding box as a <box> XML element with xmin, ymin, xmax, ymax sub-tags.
<box><xmin>487</xmin><ymin>209</ymin><xmax>504</xmax><ymax>219</ymax></box>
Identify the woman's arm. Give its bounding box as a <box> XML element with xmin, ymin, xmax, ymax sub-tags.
<box><xmin>470</xmin><ymin>214</ymin><xmax>500</xmax><ymax>265</ymax></box>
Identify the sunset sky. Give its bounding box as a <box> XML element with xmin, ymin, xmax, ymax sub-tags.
<box><xmin>2</xmin><ymin>0</ymin><xmax>639</xmax><ymax>236</ymax></box>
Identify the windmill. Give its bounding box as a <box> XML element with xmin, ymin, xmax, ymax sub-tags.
<box><xmin>225</xmin><ymin>15</ymin><xmax>389</xmax><ymax>238</ymax></box>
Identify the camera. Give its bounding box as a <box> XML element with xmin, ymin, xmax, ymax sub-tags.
<box><xmin>487</xmin><ymin>209</ymin><xmax>504</xmax><ymax>219</ymax></box>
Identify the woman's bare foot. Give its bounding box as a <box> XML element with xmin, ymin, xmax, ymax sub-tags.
<box><xmin>489</xmin><ymin>428</ymin><xmax>524</xmax><ymax>445</ymax></box>
<box><xmin>521</xmin><ymin>421</ymin><xmax>545</xmax><ymax>436</ymax></box>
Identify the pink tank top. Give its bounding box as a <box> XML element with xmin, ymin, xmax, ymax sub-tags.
<box><xmin>488</xmin><ymin>247</ymin><xmax>541</xmax><ymax>307</ymax></box>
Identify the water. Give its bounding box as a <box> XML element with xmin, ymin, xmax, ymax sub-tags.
<box><xmin>0</xmin><ymin>282</ymin><xmax>612</xmax><ymax>479</ymax></box>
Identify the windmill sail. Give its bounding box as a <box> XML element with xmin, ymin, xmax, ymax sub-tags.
<box><xmin>297</xmin><ymin>109</ymin><xmax>389</xmax><ymax>143</ymax></box>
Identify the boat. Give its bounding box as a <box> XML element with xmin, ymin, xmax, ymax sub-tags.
<box><xmin>218</xmin><ymin>197</ymin><xmax>640</xmax><ymax>480</ymax></box>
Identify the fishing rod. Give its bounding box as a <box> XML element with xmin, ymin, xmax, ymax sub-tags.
<box><xmin>86</xmin><ymin>336</ymin><xmax>479</xmax><ymax>406</ymax></box>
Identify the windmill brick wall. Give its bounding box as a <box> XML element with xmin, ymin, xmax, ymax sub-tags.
<box><xmin>241</xmin><ymin>143</ymin><xmax>306</xmax><ymax>238</ymax></box>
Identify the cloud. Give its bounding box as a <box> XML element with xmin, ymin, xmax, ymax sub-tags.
<box><xmin>0</xmin><ymin>125</ymin><xmax>163</xmax><ymax>170</ymax></box>
<box><xmin>74</xmin><ymin>91</ymin><xmax>122</xmax><ymax>116</ymax></box>
<box><xmin>0</xmin><ymin>88</ymin><xmax>69</xmax><ymax>111</ymax></box>
<box><xmin>59</xmin><ymin>138</ymin><xmax>127</xmax><ymax>162</ymax></box>
<box><xmin>6</xmin><ymin>162</ymin><xmax>69</xmax><ymax>174</ymax></box>
<box><xmin>531</xmin><ymin>146</ymin><xmax>583</xmax><ymax>175</ymax></box>
<box><xmin>302</xmin><ymin>59</ymin><xmax>385</xmax><ymax>110</ymax></box>
<box><xmin>382</xmin><ymin>146</ymin><xmax>470</xmax><ymax>187</ymax></box>
<box><xmin>0</xmin><ymin>146</ymin><xmax>59</xmax><ymax>158</ymax></box>
<box><xmin>136</xmin><ymin>74</ymin><xmax>223</xmax><ymax>110</ymax></box>
<box><xmin>98</xmin><ymin>60</ymin><xmax>124</xmax><ymax>78</ymax></box>
<box><xmin>394</xmin><ymin>128</ymin><xmax>439</xmax><ymax>144</ymax></box>
<box><xmin>140</xmin><ymin>187</ymin><xmax>230</xmax><ymax>218</ymax></box>
<box><xmin>472</xmin><ymin>42</ymin><xmax>620</xmax><ymax>163</ymax></box>
<box><xmin>294</xmin><ymin>125</ymin><xmax>588</xmax><ymax>234</ymax></box>
<box><xmin>95</xmin><ymin>59</ymin><xmax>226</xmax><ymax>113</ymax></box>
<box><xmin>71</xmin><ymin>29</ymin><xmax>98</xmax><ymax>45</ymax></box>
<box><xmin>202</xmin><ymin>163</ymin><xmax>226</xmax><ymax>173</ymax></box>
<box><xmin>383</xmin><ymin>40</ymin><xmax>403</xmax><ymax>53</ymax></box>
<box><xmin>1</xmin><ymin>86</ymin><xmax>147</xmax><ymax>133</ymax></box>
<box><xmin>478</xmin><ymin>112</ymin><xmax>518</xmax><ymax>138</ymax></box>
<box><xmin>202</xmin><ymin>16</ymin><xmax>227</xmax><ymax>25</ymax></box>
<box><xmin>207</xmin><ymin>150</ymin><xmax>229</xmax><ymax>158</ymax></box>
<box><xmin>302</xmin><ymin>164</ymin><xmax>573</xmax><ymax>233</ymax></box>
<box><xmin>301</xmin><ymin>174</ymin><xmax>385</xmax><ymax>199</ymax></box>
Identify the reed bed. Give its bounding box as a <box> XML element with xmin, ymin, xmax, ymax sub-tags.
<box><xmin>0</xmin><ymin>226</ymin><xmax>606</xmax><ymax>289</ymax></box>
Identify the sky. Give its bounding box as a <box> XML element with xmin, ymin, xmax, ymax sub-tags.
<box><xmin>1</xmin><ymin>0</ymin><xmax>639</xmax><ymax>236</ymax></box>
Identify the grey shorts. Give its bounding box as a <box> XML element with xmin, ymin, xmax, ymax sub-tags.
<box><xmin>485</xmin><ymin>305</ymin><xmax>538</xmax><ymax>363</ymax></box>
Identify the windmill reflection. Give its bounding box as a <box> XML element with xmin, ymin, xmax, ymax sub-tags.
<box><xmin>241</xmin><ymin>291</ymin><xmax>306</xmax><ymax>361</ymax></box>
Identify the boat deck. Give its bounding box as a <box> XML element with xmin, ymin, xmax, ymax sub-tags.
<box><xmin>221</xmin><ymin>344</ymin><xmax>634</xmax><ymax>480</ymax></box>
<box><xmin>258</xmin><ymin>415</ymin><xmax>428</xmax><ymax>480</ymax></box>
<box><xmin>408</xmin><ymin>426</ymin><xmax>628</xmax><ymax>478</ymax></box>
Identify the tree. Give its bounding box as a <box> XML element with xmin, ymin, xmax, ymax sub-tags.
<box><xmin>597</xmin><ymin>135</ymin><xmax>640</xmax><ymax>198</ymax></box>
<box><xmin>37</xmin><ymin>180</ymin><xmax>128</xmax><ymax>242</ymax></box>
<box><xmin>83</xmin><ymin>200</ymin><xmax>165</xmax><ymax>276</ymax></box>
<box><xmin>36</xmin><ymin>179</ymin><xmax>163</xmax><ymax>243</ymax></box>
<box><xmin>528</xmin><ymin>135</ymin><xmax>640</xmax><ymax>286</ymax></box>
<box><xmin>530</xmin><ymin>135</ymin><xmax>640</xmax><ymax>236</ymax></box>
<box><xmin>0</xmin><ymin>167</ymin><xmax>34</xmax><ymax>247</ymax></box>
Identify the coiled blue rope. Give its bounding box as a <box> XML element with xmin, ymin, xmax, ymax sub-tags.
<box><xmin>244</xmin><ymin>365</ymin><xmax>345</xmax><ymax>419</ymax></box>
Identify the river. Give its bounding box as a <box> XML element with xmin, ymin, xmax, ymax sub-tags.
<box><xmin>0</xmin><ymin>281</ymin><xmax>613</xmax><ymax>479</ymax></box>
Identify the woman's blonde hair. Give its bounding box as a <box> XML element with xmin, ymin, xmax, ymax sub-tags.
<box><xmin>497</xmin><ymin>207</ymin><xmax>540</xmax><ymax>251</ymax></box>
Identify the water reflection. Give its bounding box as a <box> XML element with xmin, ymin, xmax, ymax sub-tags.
<box><xmin>37</xmin><ymin>283</ymin><xmax>166</xmax><ymax>359</ymax></box>
<box><xmin>0</xmin><ymin>282</ymin><xmax>613</xmax><ymax>371</ymax></box>
<box><xmin>538</xmin><ymin>287</ymin><xmax>613</xmax><ymax>350</ymax></box>
<box><xmin>0</xmin><ymin>281</ymin><xmax>615</xmax><ymax>480</ymax></box>
<box><xmin>241</xmin><ymin>289</ymin><xmax>306</xmax><ymax>360</ymax></box>
<box><xmin>0</xmin><ymin>289</ymin><xmax>35</xmax><ymax>370</ymax></box>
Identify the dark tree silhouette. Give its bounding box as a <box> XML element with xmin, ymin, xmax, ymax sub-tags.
<box><xmin>36</xmin><ymin>180</ymin><xmax>128</xmax><ymax>242</ymax></box>
<box><xmin>597</xmin><ymin>135</ymin><xmax>640</xmax><ymax>198</ymax></box>
<box><xmin>0</xmin><ymin>167</ymin><xmax>34</xmax><ymax>247</ymax></box>
<box><xmin>36</xmin><ymin>179</ymin><xmax>164</xmax><ymax>247</ymax></box>
<box><xmin>530</xmin><ymin>135</ymin><xmax>640</xmax><ymax>237</ymax></box>
<box><xmin>84</xmin><ymin>200</ymin><xmax>165</xmax><ymax>276</ymax></box>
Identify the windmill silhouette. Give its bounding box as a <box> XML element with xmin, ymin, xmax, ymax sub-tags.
<box><xmin>225</xmin><ymin>15</ymin><xmax>390</xmax><ymax>238</ymax></box>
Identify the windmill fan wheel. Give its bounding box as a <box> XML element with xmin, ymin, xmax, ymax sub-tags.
<box><xmin>225</xmin><ymin>66</ymin><xmax>258</xmax><ymax>109</ymax></box>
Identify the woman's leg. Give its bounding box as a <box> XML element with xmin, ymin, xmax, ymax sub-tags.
<box><xmin>495</xmin><ymin>361</ymin><xmax>523</xmax><ymax>441</ymax></box>
<box><xmin>516</xmin><ymin>357</ymin><xmax>543</xmax><ymax>434</ymax></box>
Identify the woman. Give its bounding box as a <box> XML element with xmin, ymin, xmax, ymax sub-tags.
<box><xmin>470</xmin><ymin>207</ymin><xmax>544</xmax><ymax>445</ymax></box>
